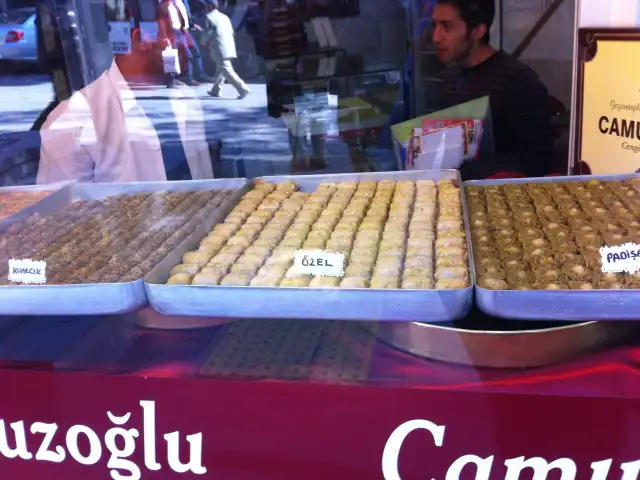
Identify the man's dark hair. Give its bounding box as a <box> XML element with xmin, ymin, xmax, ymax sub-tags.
<box><xmin>436</xmin><ymin>0</ymin><xmax>495</xmax><ymax>44</ymax></box>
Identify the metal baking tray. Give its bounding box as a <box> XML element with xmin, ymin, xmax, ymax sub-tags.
<box><xmin>145</xmin><ymin>170</ymin><xmax>475</xmax><ymax>323</ymax></box>
<box><xmin>464</xmin><ymin>173</ymin><xmax>640</xmax><ymax>321</ymax></box>
<box><xmin>0</xmin><ymin>179</ymin><xmax>248</xmax><ymax>316</ymax></box>
<box><xmin>378</xmin><ymin>318</ymin><xmax>639</xmax><ymax>368</ymax></box>
<box><xmin>0</xmin><ymin>182</ymin><xmax>70</xmax><ymax>222</ymax></box>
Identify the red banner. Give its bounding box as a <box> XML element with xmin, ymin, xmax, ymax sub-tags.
<box><xmin>0</xmin><ymin>369</ymin><xmax>639</xmax><ymax>479</ymax></box>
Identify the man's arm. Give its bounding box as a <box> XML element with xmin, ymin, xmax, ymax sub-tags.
<box><xmin>156</xmin><ymin>2</ymin><xmax>170</xmax><ymax>46</ymax></box>
<box><xmin>505</xmin><ymin>69</ymin><xmax>555</xmax><ymax>177</ymax></box>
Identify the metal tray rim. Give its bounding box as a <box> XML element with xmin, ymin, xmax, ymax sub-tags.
<box><xmin>260</xmin><ymin>168</ymin><xmax>461</xmax><ymax>181</ymax></box>
<box><xmin>401</xmin><ymin>319</ymin><xmax>597</xmax><ymax>335</ymax></box>
<box><xmin>0</xmin><ymin>181</ymin><xmax>72</xmax><ymax>192</ymax></box>
<box><xmin>149</xmin><ymin>283</ymin><xmax>473</xmax><ymax>293</ymax></box>
<box><xmin>377</xmin><ymin>319</ymin><xmax>636</xmax><ymax>368</ymax></box>
<box><xmin>462</xmin><ymin>172</ymin><xmax>640</xmax><ymax>187</ymax></box>
<box><xmin>476</xmin><ymin>286</ymin><xmax>637</xmax><ymax>293</ymax></box>
<box><xmin>0</xmin><ymin>280</ymin><xmax>140</xmax><ymax>289</ymax></box>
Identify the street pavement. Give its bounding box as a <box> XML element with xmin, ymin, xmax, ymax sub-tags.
<box><xmin>0</xmin><ymin>72</ymin><xmax>356</xmax><ymax>177</ymax></box>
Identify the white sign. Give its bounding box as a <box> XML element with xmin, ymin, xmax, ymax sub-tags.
<box><xmin>293</xmin><ymin>250</ymin><xmax>345</xmax><ymax>277</ymax></box>
<box><xmin>600</xmin><ymin>242</ymin><xmax>640</xmax><ymax>273</ymax></box>
<box><xmin>109</xmin><ymin>22</ymin><xmax>132</xmax><ymax>55</ymax></box>
<box><xmin>8</xmin><ymin>259</ymin><xmax>46</xmax><ymax>284</ymax></box>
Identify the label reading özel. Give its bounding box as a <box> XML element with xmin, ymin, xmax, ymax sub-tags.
<box><xmin>294</xmin><ymin>250</ymin><xmax>345</xmax><ymax>277</ymax></box>
<box><xmin>600</xmin><ymin>242</ymin><xmax>640</xmax><ymax>274</ymax></box>
<box><xmin>8</xmin><ymin>259</ymin><xmax>47</xmax><ymax>284</ymax></box>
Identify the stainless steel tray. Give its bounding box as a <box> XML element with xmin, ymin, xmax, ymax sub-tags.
<box><xmin>378</xmin><ymin>320</ymin><xmax>638</xmax><ymax>368</ymax></box>
<box><xmin>464</xmin><ymin>173</ymin><xmax>640</xmax><ymax>321</ymax></box>
<box><xmin>145</xmin><ymin>170</ymin><xmax>475</xmax><ymax>323</ymax></box>
<box><xmin>0</xmin><ymin>179</ymin><xmax>248</xmax><ymax>316</ymax></box>
<box><xmin>0</xmin><ymin>182</ymin><xmax>70</xmax><ymax>223</ymax></box>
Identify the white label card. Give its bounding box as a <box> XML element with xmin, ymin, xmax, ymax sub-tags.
<box><xmin>8</xmin><ymin>259</ymin><xmax>47</xmax><ymax>284</ymax></box>
<box><xmin>600</xmin><ymin>243</ymin><xmax>640</xmax><ymax>274</ymax></box>
<box><xmin>294</xmin><ymin>250</ymin><xmax>345</xmax><ymax>277</ymax></box>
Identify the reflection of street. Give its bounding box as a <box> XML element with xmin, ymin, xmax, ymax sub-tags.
<box><xmin>0</xmin><ymin>71</ymin><xmax>365</xmax><ymax>177</ymax></box>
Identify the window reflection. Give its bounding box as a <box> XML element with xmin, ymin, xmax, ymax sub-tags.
<box><xmin>0</xmin><ymin>0</ymin><xmax>574</xmax><ymax>186</ymax></box>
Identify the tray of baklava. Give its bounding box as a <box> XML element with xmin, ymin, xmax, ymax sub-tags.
<box><xmin>0</xmin><ymin>179</ymin><xmax>247</xmax><ymax>315</ymax></box>
<box><xmin>0</xmin><ymin>183</ymin><xmax>69</xmax><ymax>221</ymax></box>
<box><xmin>465</xmin><ymin>173</ymin><xmax>640</xmax><ymax>320</ymax></box>
<box><xmin>145</xmin><ymin>170</ymin><xmax>475</xmax><ymax>322</ymax></box>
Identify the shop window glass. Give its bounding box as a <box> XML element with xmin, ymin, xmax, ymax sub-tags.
<box><xmin>1</xmin><ymin>1</ymin><xmax>637</xmax><ymax>455</ymax></box>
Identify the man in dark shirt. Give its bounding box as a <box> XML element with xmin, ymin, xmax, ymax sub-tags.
<box><xmin>432</xmin><ymin>0</ymin><xmax>554</xmax><ymax>179</ymax></box>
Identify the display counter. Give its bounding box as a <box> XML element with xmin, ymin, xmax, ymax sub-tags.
<box><xmin>0</xmin><ymin>310</ymin><xmax>639</xmax><ymax>480</ymax></box>
<box><xmin>0</xmin><ymin>171</ymin><xmax>638</xmax><ymax>478</ymax></box>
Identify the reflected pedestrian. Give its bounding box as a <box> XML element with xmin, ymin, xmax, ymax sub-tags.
<box><xmin>157</xmin><ymin>0</ymin><xmax>204</xmax><ymax>87</ymax></box>
<box><xmin>202</xmin><ymin>0</ymin><xmax>250</xmax><ymax>99</ymax></box>
<box><xmin>182</xmin><ymin>0</ymin><xmax>214</xmax><ymax>82</ymax></box>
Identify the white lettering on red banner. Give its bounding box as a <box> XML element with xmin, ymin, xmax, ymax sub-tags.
<box><xmin>382</xmin><ymin>418</ymin><xmax>639</xmax><ymax>480</ymax></box>
<box><xmin>0</xmin><ymin>400</ymin><xmax>206</xmax><ymax>479</ymax></box>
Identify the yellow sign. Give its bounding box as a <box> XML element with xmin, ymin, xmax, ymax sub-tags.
<box><xmin>574</xmin><ymin>29</ymin><xmax>640</xmax><ymax>175</ymax></box>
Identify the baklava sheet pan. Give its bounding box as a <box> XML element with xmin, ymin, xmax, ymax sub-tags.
<box><xmin>465</xmin><ymin>174</ymin><xmax>640</xmax><ymax>321</ymax></box>
<box><xmin>145</xmin><ymin>170</ymin><xmax>475</xmax><ymax>322</ymax></box>
<box><xmin>0</xmin><ymin>179</ymin><xmax>247</xmax><ymax>315</ymax></box>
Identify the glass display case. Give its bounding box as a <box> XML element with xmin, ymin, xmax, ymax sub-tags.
<box><xmin>0</xmin><ymin>0</ymin><xmax>639</xmax><ymax>478</ymax></box>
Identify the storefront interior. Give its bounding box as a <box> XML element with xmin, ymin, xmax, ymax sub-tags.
<box><xmin>0</xmin><ymin>0</ymin><xmax>639</xmax><ymax>478</ymax></box>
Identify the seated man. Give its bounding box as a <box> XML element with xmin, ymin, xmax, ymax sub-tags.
<box><xmin>432</xmin><ymin>0</ymin><xmax>555</xmax><ymax>179</ymax></box>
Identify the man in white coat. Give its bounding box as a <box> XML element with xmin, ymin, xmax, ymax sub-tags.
<box><xmin>203</xmin><ymin>0</ymin><xmax>250</xmax><ymax>99</ymax></box>
<box><xmin>36</xmin><ymin>59</ymin><xmax>214</xmax><ymax>184</ymax></box>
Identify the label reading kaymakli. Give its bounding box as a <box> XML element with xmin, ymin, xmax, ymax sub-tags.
<box><xmin>8</xmin><ymin>259</ymin><xmax>47</xmax><ymax>284</ymax></box>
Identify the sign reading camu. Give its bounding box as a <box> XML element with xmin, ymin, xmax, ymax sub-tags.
<box><xmin>574</xmin><ymin>29</ymin><xmax>640</xmax><ymax>175</ymax></box>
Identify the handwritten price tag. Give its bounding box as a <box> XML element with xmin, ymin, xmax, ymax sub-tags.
<box><xmin>294</xmin><ymin>250</ymin><xmax>345</xmax><ymax>277</ymax></box>
<box><xmin>600</xmin><ymin>242</ymin><xmax>640</xmax><ymax>274</ymax></box>
<box><xmin>8</xmin><ymin>259</ymin><xmax>47</xmax><ymax>284</ymax></box>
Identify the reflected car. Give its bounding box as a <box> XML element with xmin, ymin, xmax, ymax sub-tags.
<box><xmin>0</xmin><ymin>8</ymin><xmax>37</xmax><ymax>64</ymax></box>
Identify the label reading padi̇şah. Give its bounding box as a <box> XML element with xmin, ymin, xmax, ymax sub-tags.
<box><xmin>600</xmin><ymin>243</ymin><xmax>640</xmax><ymax>274</ymax></box>
<box><xmin>294</xmin><ymin>250</ymin><xmax>345</xmax><ymax>277</ymax></box>
<box><xmin>8</xmin><ymin>259</ymin><xmax>47</xmax><ymax>284</ymax></box>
